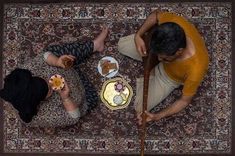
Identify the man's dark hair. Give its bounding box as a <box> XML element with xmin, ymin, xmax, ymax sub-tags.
<box><xmin>150</xmin><ymin>22</ymin><xmax>186</xmax><ymax>56</ymax></box>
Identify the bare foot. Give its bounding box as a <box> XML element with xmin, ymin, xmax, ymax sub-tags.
<box><xmin>93</xmin><ymin>26</ymin><xmax>109</xmax><ymax>52</ymax></box>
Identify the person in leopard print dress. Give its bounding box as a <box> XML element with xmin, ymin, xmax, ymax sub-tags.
<box><xmin>0</xmin><ymin>26</ymin><xmax>109</xmax><ymax>127</ymax></box>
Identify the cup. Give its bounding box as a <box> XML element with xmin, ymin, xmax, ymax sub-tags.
<box><xmin>62</xmin><ymin>57</ymin><xmax>73</xmax><ymax>69</ymax></box>
<box><xmin>49</xmin><ymin>74</ymin><xmax>65</xmax><ymax>90</ymax></box>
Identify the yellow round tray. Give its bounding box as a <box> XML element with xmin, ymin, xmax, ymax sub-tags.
<box><xmin>100</xmin><ymin>77</ymin><xmax>133</xmax><ymax>110</ymax></box>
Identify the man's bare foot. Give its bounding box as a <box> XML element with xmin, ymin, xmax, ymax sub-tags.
<box><xmin>93</xmin><ymin>26</ymin><xmax>109</xmax><ymax>52</ymax></box>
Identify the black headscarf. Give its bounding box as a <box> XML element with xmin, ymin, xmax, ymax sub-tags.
<box><xmin>0</xmin><ymin>68</ymin><xmax>48</xmax><ymax>123</ymax></box>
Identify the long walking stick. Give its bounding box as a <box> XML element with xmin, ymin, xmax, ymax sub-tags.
<box><xmin>140</xmin><ymin>28</ymin><xmax>159</xmax><ymax>156</ymax></box>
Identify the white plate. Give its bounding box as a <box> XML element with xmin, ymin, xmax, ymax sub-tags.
<box><xmin>98</xmin><ymin>56</ymin><xmax>119</xmax><ymax>78</ymax></box>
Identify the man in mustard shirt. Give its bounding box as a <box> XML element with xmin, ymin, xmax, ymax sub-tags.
<box><xmin>118</xmin><ymin>10</ymin><xmax>209</xmax><ymax>124</ymax></box>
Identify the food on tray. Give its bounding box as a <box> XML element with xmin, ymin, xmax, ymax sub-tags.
<box><xmin>49</xmin><ymin>74</ymin><xmax>65</xmax><ymax>90</ymax></box>
<box><xmin>100</xmin><ymin>59</ymin><xmax>118</xmax><ymax>75</ymax></box>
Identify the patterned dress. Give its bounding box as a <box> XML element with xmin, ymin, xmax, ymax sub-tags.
<box><xmin>18</xmin><ymin>41</ymin><xmax>98</xmax><ymax>127</ymax></box>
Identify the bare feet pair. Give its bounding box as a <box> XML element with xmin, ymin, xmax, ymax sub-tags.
<box><xmin>93</xmin><ymin>25</ymin><xmax>109</xmax><ymax>53</ymax></box>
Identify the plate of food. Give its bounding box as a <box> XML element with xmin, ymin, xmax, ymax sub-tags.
<box><xmin>98</xmin><ymin>56</ymin><xmax>119</xmax><ymax>78</ymax></box>
<box><xmin>49</xmin><ymin>74</ymin><xmax>65</xmax><ymax>90</ymax></box>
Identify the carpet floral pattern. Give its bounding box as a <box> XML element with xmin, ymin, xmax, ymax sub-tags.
<box><xmin>2</xmin><ymin>2</ymin><xmax>232</xmax><ymax>154</ymax></box>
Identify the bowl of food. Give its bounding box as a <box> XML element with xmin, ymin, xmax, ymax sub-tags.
<box><xmin>49</xmin><ymin>74</ymin><xmax>65</xmax><ymax>90</ymax></box>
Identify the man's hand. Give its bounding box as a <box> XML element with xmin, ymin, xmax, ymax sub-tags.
<box><xmin>134</xmin><ymin>34</ymin><xmax>147</xmax><ymax>56</ymax></box>
<box><xmin>137</xmin><ymin>111</ymin><xmax>162</xmax><ymax>125</ymax></box>
<box><xmin>56</xmin><ymin>55</ymin><xmax>75</xmax><ymax>69</ymax></box>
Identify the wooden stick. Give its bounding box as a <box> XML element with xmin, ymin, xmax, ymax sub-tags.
<box><xmin>140</xmin><ymin>53</ymin><xmax>158</xmax><ymax>156</ymax></box>
<box><xmin>140</xmin><ymin>56</ymin><xmax>150</xmax><ymax>156</ymax></box>
<box><xmin>140</xmin><ymin>27</ymin><xmax>159</xmax><ymax>156</ymax></box>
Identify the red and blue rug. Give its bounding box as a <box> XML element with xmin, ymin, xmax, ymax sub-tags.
<box><xmin>2</xmin><ymin>2</ymin><xmax>232</xmax><ymax>154</ymax></box>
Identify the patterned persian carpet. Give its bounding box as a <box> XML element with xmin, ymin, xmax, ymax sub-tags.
<box><xmin>2</xmin><ymin>2</ymin><xmax>232</xmax><ymax>154</ymax></box>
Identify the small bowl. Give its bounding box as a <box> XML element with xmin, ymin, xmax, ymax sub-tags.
<box><xmin>49</xmin><ymin>74</ymin><xmax>65</xmax><ymax>90</ymax></box>
<box><xmin>113</xmin><ymin>95</ymin><xmax>124</xmax><ymax>105</ymax></box>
